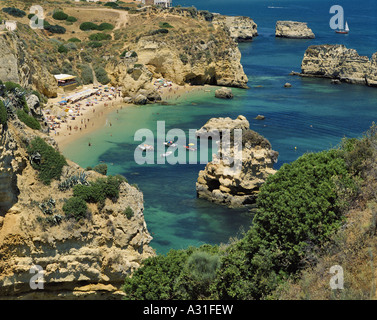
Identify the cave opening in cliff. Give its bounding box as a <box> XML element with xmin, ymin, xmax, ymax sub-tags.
<box><xmin>207</xmin><ymin>179</ymin><xmax>221</xmax><ymax>192</ymax></box>
<box><xmin>184</xmin><ymin>74</ymin><xmax>217</xmax><ymax>86</ymax></box>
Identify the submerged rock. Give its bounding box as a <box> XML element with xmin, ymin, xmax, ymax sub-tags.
<box><xmin>275</xmin><ymin>21</ymin><xmax>315</xmax><ymax>39</ymax></box>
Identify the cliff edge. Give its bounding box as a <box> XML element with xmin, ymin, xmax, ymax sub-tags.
<box><xmin>0</xmin><ymin>114</ymin><xmax>154</xmax><ymax>299</ymax></box>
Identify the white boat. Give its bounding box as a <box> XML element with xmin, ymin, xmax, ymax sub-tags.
<box><xmin>336</xmin><ymin>21</ymin><xmax>349</xmax><ymax>34</ymax></box>
<box><xmin>161</xmin><ymin>151</ymin><xmax>173</xmax><ymax>157</ymax></box>
<box><xmin>138</xmin><ymin>144</ymin><xmax>154</xmax><ymax>151</ymax></box>
<box><xmin>184</xmin><ymin>146</ymin><xmax>197</xmax><ymax>152</ymax></box>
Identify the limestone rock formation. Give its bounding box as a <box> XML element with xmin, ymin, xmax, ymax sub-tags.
<box><xmin>195</xmin><ymin>116</ymin><xmax>278</xmax><ymax>208</ymax></box>
<box><xmin>195</xmin><ymin>115</ymin><xmax>250</xmax><ymax>138</ymax></box>
<box><xmin>0</xmin><ymin>121</ymin><xmax>154</xmax><ymax>299</ymax></box>
<box><xmin>0</xmin><ymin>33</ymin><xmax>58</xmax><ymax>98</ymax></box>
<box><xmin>215</xmin><ymin>87</ymin><xmax>234</xmax><ymax>99</ymax></box>
<box><xmin>107</xmin><ymin>12</ymin><xmax>250</xmax><ymax>91</ymax></box>
<box><xmin>298</xmin><ymin>44</ymin><xmax>377</xmax><ymax>86</ymax></box>
<box><xmin>275</xmin><ymin>21</ymin><xmax>315</xmax><ymax>39</ymax></box>
<box><xmin>213</xmin><ymin>15</ymin><xmax>258</xmax><ymax>42</ymax></box>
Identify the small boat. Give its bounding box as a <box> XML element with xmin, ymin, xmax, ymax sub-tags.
<box><xmin>184</xmin><ymin>146</ymin><xmax>197</xmax><ymax>152</ymax></box>
<box><xmin>161</xmin><ymin>151</ymin><xmax>173</xmax><ymax>157</ymax></box>
<box><xmin>336</xmin><ymin>22</ymin><xmax>349</xmax><ymax>34</ymax></box>
<box><xmin>164</xmin><ymin>141</ymin><xmax>178</xmax><ymax>148</ymax></box>
<box><xmin>138</xmin><ymin>144</ymin><xmax>154</xmax><ymax>151</ymax></box>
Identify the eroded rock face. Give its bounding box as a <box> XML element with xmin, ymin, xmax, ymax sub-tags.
<box><xmin>275</xmin><ymin>21</ymin><xmax>315</xmax><ymax>39</ymax></box>
<box><xmin>195</xmin><ymin>116</ymin><xmax>278</xmax><ymax>208</ymax></box>
<box><xmin>0</xmin><ymin>123</ymin><xmax>155</xmax><ymax>299</ymax></box>
<box><xmin>299</xmin><ymin>44</ymin><xmax>377</xmax><ymax>86</ymax></box>
<box><xmin>108</xmin><ymin>13</ymin><xmax>250</xmax><ymax>91</ymax></box>
<box><xmin>0</xmin><ymin>33</ymin><xmax>58</xmax><ymax>98</ymax></box>
<box><xmin>213</xmin><ymin>15</ymin><xmax>258</xmax><ymax>42</ymax></box>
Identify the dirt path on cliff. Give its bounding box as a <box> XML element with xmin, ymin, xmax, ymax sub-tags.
<box><xmin>65</xmin><ymin>7</ymin><xmax>129</xmax><ymax>40</ymax></box>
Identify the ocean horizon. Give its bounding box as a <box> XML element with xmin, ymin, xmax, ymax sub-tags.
<box><xmin>62</xmin><ymin>0</ymin><xmax>377</xmax><ymax>254</ymax></box>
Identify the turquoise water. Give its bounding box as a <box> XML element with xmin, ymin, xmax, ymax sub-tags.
<box><xmin>62</xmin><ymin>0</ymin><xmax>377</xmax><ymax>254</ymax></box>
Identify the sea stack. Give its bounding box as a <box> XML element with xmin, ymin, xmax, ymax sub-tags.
<box><xmin>195</xmin><ymin>115</ymin><xmax>278</xmax><ymax>208</ymax></box>
<box><xmin>299</xmin><ymin>44</ymin><xmax>377</xmax><ymax>86</ymax></box>
<box><xmin>275</xmin><ymin>21</ymin><xmax>315</xmax><ymax>39</ymax></box>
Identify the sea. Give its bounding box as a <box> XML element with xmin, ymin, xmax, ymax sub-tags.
<box><xmin>62</xmin><ymin>0</ymin><xmax>377</xmax><ymax>254</ymax></box>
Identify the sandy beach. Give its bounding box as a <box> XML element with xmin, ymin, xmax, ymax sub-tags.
<box><xmin>49</xmin><ymin>82</ymin><xmax>216</xmax><ymax>151</ymax></box>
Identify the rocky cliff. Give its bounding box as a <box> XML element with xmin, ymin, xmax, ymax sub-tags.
<box><xmin>106</xmin><ymin>8</ymin><xmax>251</xmax><ymax>100</ymax></box>
<box><xmin>195</xmin><ymin>116</ymin><xmax>278</xmax><ymax>208</ymax></box>
<box><xmin>0</xmin><ymin>119</ymin><xmax>154</xmax><ymax>299</ymax></box>
<box><xmin>0</xmin><ymin>32</ymin><xmax>58</xmax><ymax>98</ymax></box>
<box><xmin>213</xmin><ymin>15</ymin><xmax>258</xmax><ymax>42</ymax></box>
<box><xmin>296</xmin><ymin>44</ymin><xmax>377</xmax><ymax>86</ymax></box>
<box><xmin>275</xmin><ymin>21</ymin><xmax>315</xmax><ymax>39</ymax></box>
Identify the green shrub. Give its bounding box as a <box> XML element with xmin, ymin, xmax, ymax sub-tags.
<box><xmin>174</xmin><ymin>251</ymin><xmax>220</xmax><ymax>299</ymax></box>
<box><xmin>98</xmin><ymin>23</ymin><xmax>115</xmax><ymax>31</ymax></box>
<box><xmin>63</xmin><ymin>197</ymin><xmax>89</xmax><ymax>221</ymax></box>
<box><xmin>80</xmin><ymin>22</ymin><xmax>99</xmax><ymax>31</ymax></box>
<box><xmin>93</xmin><ymin>163</ymin><xmax>108</xmax><ymax>175</ymax></box>
<box><xmin>213</xmin><ymin>149</ymin><xmax>355</xmax><ymax>300</ymax></box>
<box><xmin>124</xmin><ymin>206</ymin><xmax>134</xmax><ymax>219</ymax></box>
<box><xmin>94</xmin><ymin>67</ymin><xmax>110</xmax><ymax>85</ymax></box>
<box><xmin>66</xmin><ymin>16</ymin><xmax>77</xmax><ymax>23</ymax></box>
<box><xmin>68</xmin><ymin>37</ymin><xmax>81</xmax><ymax>43</ymax></box>
<box><xmin>89</xmin><ymin>33</ymin><xmax>112</xmax><ymax>41</ymax></box>
<box><xmin>0</xmin><ymin>100</ymin><xmax>7</xmax><ymax>126</ymax></box>
<box><xmin>88</xmin><ymin>41</ymin><xmax>103</xmax><ymax>48</ymax></box>
<box><xmin>58</xmin><ymin>44</ymin><xmax>68</xmax><ymax>53</ymax></box>
<box><xmin>79</xmin><ymin>64</ymin><xmax>94</xmax><ymax>85</ymax></box>
<box><xmin>2</xmin><ymin>7</ymin><xmax>26</xmax><ymax>18</ymax></box>
<box><xmin>16</xmin><ymin>110</ymin><xmax>41</xmax><ymax>130</ymax></box>
<box><xmin>159</xmin><ymin>22</ymin><xmax>174</xmax><ymax>28</ymax></box>
<box><xmin>27</xmin><ymin>137</ymin><xmax>67</xmax><ymax>185</ymax></box>
<box><xmin>4</xmin><ymin>81</ymin><xmax>22</xmax><ymax>92</ymax></box>
<box><xmin>73</xmin><ymin>175</ymin><xmax>125</xmax><ymax>205</ymax></box>
<box><xmin>45</xmin><ymin>24</ymin><xmax>66</xmax><ymax>34</ymax></box>
<box><xmin>104</xmin><ymin>2</ymin><xmax>119</xmax><ymax>8</ymax></box>
<box><xmin>340</xmin><ymin>136</ymin><xmax>375</xmax><ymax>176</ymax></box>
<box><xmin>123</xmin><ymin>245</ymin><xmax>219</xmax><ymax>300</ymax></box>
<box><xmin>52</xmin><ymin>11</ymin><xmax>68</xmax><ymax>21</ymax></box>
<box><xmin>149</xmin><ymin>28</ymin><xmax>169</xmax><ymax>35</ymax></box>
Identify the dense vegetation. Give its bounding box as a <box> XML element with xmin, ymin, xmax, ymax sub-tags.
<box><xmin>16</xmin><ymin>109</ymin><xmax>41</xmax><ymax>130</ymax></box>
<box><xmin>2</xmin><ymin>7</ymin><xmax>26</xmax><ymax>18</ymax></box>
<box><xmin>27</xmin><ymin>137</ymin><xmax>67</xmax><ymax>185</ymax></box>
<box><xmin>80</xmin><ymin>22</ymin><xmax>114</xmax><ymax>31</ymax></box>
<box><xmin>123</xmin><ymin>135</ymin><xmax>367</xmax><ymax>300</ymax></box>
<box><xmin>73</xmin><ymin>175</ymin><xmax>126</xmax><ymax>206</ymax></box>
